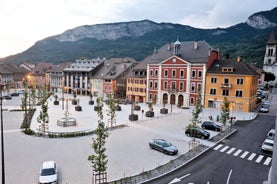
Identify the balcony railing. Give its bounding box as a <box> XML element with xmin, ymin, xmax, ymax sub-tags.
<box><xmin>220</xmin><ymin>83</ymin><xmax>232</xmax><ymax>88</ymax></box>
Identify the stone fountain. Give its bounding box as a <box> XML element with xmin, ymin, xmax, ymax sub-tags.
<box><xmin>57</xmin><ymin>99</ymin><xmax>76</xmax><ymax>127</ymax></box>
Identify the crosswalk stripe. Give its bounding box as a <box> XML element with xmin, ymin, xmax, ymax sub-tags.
<box><xmin>233</xmin><ymin>149</ymin><xmax>242</xmax><ymax>157</ymax></box>
<box><xmin>227</xmin><ymin>147</ymin><xmax>236</xmax><ymax>154</ymax></box>
<box><xmin>255</xmin><ymin>155</ymin><xmax>264</xmax><ymax>163</ymax></box>
<box><xmin>214</xmin><ymin>144</ymin><xmax>223</xmax><ymax>150</ymax></box>
<box><xmin>248</xmin><ymin>153</ymin><xmax>256</xmax><ymax>161</ymax></box>
<box><xmin>240</xmin><ymin>151</ymin><xmax>249</xmax><ymax>159</ymax></box>
<box><xmin>220</xmin><ymin>146</ymin><xmax>230</xmax><ymax>152</ymax></box>
<box><xmin>264</xmin><ymin>157</ymin><xmax>272</xmax><ymax>166</ymax></box>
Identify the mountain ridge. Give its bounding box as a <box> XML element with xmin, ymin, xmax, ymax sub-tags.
<box><xmin>1</xmin><ymin>7</ymin><xmax>276</xmax><ymax>67</ymax></box>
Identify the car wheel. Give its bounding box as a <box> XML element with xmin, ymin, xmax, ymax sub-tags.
<box><xmin>201</xmin><ymin>136</ymin><xmax>205</xmax><ymax>139</ymax></box>
<box><xmin>164</xmin><ymin>150</ymin><xmax>168</xmax><ymax>155</ymax></box>
<box><xmin>150</xmin><ymin>145</ymin><xmax>154</xmax><ymax>149</ymax></box>
<box><xmin>186</xmin><ymin>133</ymin><xmax>190</xmax><ymax>137</ymax></box>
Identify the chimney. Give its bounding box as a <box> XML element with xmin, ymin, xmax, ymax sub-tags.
<box><xmin>237</xmin><ymin>56</ymin><xmax>241</xmax><ymax>62</ymax></box>
<box><xmin>208</xmin><ymin>48</ymin><xmax>211</xmax><ymax>56</ymax></box>
<box><xmin>167</xmin><ymin>43</ymin><xmax>171</xmax><ymax>50</ymax></box>
<box><xmin>194</xmin><ymin>41</ymin><xmax>198</xmax><ymax>50</ymax></box>
<box><xmin>153</xmin><ymin>48</ymin><xmax>157</xmax><ymax>54</ymax></box>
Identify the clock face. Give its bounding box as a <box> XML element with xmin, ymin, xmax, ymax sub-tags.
<box><xmin>172</xmin><ymin>58</ymin><xmax>176</xmax><ymax>63</ymax></box>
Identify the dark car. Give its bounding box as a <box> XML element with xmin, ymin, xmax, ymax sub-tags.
<box><xmin>185</xmin><ymin>127</ymin><xmax>210</xmax><ymax>139</ymax></box>
<box><xmin>11</xmin><ymin>92</ymin><xmax>19</xmax><ymax>97</ymax></box>
<box><xmin>201</xmin><ymin>121</ymin><xmax>222</xmax><ymax>131</ymax></box>
<box><xmin>3</xmin><ymin>95</ymin><xmax>12</xmax><ymax>100</ymax></box>
<box><xmin>149</xmin><ymin>139</ymin><xmax>178</xmax><ymax>155</ymax></box>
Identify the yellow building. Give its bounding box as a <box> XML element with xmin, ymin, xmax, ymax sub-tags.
<box><xmin>204</xmin><ymin>59</ymin><xmax>260</xmax><ymax>112</ymax></box>
<box><xmin>126</xmin><ymin>56</ymin><xmax>149</xmax><ymax>102</ymax></box>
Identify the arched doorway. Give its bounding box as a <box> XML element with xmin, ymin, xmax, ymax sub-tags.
<box><xmin>178</xmin><ymin>95</ymin><xmax>184</xmax><ymax>107</ymax></box>
<box><xmin>170</xmin><ymin>94</ymin><xmax>176</xmax><ymax>105</ymax></box>
<box><xmin>162</xmin><ymin>93</ymin><xmax>168</xmax><ymax>104</ymax></box>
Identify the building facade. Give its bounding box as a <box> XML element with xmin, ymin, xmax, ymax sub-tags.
<box><xmin>204</xmin><ymin>59</ymin><xmax>260</xmax><ymax>112</ymax></box>
<box><xmin>146</xmin><ymin>40</ymin><xmax>219</xmax><ymax>107</ymax></box>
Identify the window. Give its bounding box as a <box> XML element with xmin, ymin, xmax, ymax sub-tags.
<box><xmin>171</xmin><ymin>81</ymin><xmax>176</xmax><ymax>89</ymax></box>
<box><xmin>237</xmin><ymin>78</ymin><xmax>244</xmax><ymax>85</ymax></box>
<box><xmin>222</xmin><ymin>89</ymin><xmax>229</xmax><ymax>96</ymax></box>
<box><xmin>198</xmin><ymin>70</ymin><xmax>202</xmax><ymax>78</ymax></box>
<box><xmin>192</xmin><ymin>70</ymin><xmax>196</xmax><ymax>78</ymax></box>
<box><xmin>180</xmin><ymin>70</ymin><xmax>184</xmax><ymax>78</ymax></box>
<box><xmin>190</xmin><ymin>97</ymin><xmax>194</xmax><ymax>105</ymax></box>
<box><xmin>191</xmin><ymin>83</ymin><xmax>195</xmax><ymax>92</ymax></box>
<box><xmin>211</xmin><ymin>77</ymin><xmax>217</xmax><ymax>83</ymax></box>
<box><xmin>210</xmin><ymin>88</ymin><xmax>216</xmax><ymax>95</ymax></box>
<box><xmin>164</xmin><ymin>81</ymin><xmax>168</xmax><ymax>89</ymax></box>
<box><xmin>224</xmin><ymin>78</ymin><xmax>229</xmax><ymax>84</ymax></box>
<box><xmin>197</xmin><ymin>84</ymin><xmax>202</xmax><ymax>92</ymax></box>
<box><xmin>149</xmin><ymin>81</ymin><xmax>153</xmax><ymax>88</ymax></box>
<box><xmin>164</xmin><ymin>70</ymin><xmax>168</xmax><ymax>77</ymax></box>
<box><xmin>150</xmin><ymin>70</ymin><xmax>153</xmax><ymax>76</ymax></box>
<box><xmin>180</xmin><ymin>82</ymin><xmax>184</xmax><ymax>91</ymax></box>
<box><xmin>236</xmin><ymin>90</ymin><xmax>243</xmax><ymax>97</ymax></box>
<box><xmin>149</xmin><ymin>94</ymin><xmax>152</xmax><ymax>101</ymax></box>
<box><xmin>172</xmin><ymin>70</ymin><xmax>176</xmax><ymax>77</ymax></box>
<box><xmin>154</xmin><ymin>81</ymin><xmax>158</xmax><ymax>89</ymax></box>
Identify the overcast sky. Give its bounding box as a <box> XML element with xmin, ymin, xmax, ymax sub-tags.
<box><xmin>0</xmin><ymin>0</ymin><xmax>276</xmax><ymax>58</ymax></box>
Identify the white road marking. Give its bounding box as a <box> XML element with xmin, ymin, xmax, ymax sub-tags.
<box><xmin>214</xmin><ymin>144</ymin><xmax>223</xmax><ymax>150</ymax></box>
<box><xmin>264</xmin><ymin>157</ymin><xmax>272</xmax><ymax>166</ymax></box>
<box><xmin>240</xmin><ymin>151</ymin><xmax>249</xmax><ymax>158</ymax></box>
<box><xmin>247</xmin><ymin>153</ymin><xmax>256</xmax><ymax>161</ymax></box>
<box><xmin>227</xmin><ymin>147</ymin><xmax>236</xmax><ymax>154</ymax></box>
<box><xmin>169</xmin><ymin>173</ymin><xmax>190</xmax><ymax>184</ymax></box>
<box><xmin>255</xmin><ymin>155</ymin><xmax>264</xmax><ymax>163</ymax></box>
<box><xmin>233</xmin><ymin>149</ymin><xmax>242</xmax><ymax>156</ymax></box>
<box><xmin>226</xmin><ymin>169</ymin><xmax>232</xmax><ymax>184</ymax></box>
<box><xmin>220</xmin><ymin>146</ymin><xmax>230</xmax><ymax>152</ymax></box>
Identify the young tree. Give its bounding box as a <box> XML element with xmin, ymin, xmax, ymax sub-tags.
<box><xmin>220</xmin><ymin>97</ymin><xmax>230</xmax><ymax>128</ymax></box>
<box><xmin>187</xmin><ymin>88</ymin><xmax>203</xmax><ymax>142</ymax></box>
<box><xmin>88</xmin><ymin>97</ymin><xmax>109</xmax><ymax>184</ymax></box>
<box><xmin>21</xmin><ymin>89</ymin><xmax>28</xmax><ymax>129</ymax></box>
<box><xmin>37</xmin><ymin>102</ymin><xmax>49</xmax><ymax>136</ymax></box>
<box><xmin>107</xmin><ymin>94</ymin><xmax>116</xmax><ymax>127</ymax></box>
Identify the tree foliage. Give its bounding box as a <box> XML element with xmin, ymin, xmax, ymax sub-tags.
<box><xmin>264</xmin><ymin>71</ymin><xmax>276</xmax><ymax>82</ymax></box>
<box><xmin>107</xmin><ymin>94</ymin><xmax>116</xmax><ymax>127</ymax></box>
<box><xmin>88</xmin><ymin>97</ymin><xmax>109</xmax><ymax>175</ymax></box>
<box><xmin>220</xmin><ymin>97</ymin><xmax>230</xmax><ymax>126</ymax></box>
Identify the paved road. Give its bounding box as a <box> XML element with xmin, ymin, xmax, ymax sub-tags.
<box><xmin>145</xmin><ymin>93</ymin><xmax>277</xmax><ymax>184</ymax></box>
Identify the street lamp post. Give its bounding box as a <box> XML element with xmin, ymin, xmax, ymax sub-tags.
<box><xmin>0</xmin><ymin>75</ymin><xmax>5</xmax><ymax>184</ymax></box>
<box><xmin>62</xmin><ymin>76</ymin><xmax>65</xmax><ymax>110</ymax></box>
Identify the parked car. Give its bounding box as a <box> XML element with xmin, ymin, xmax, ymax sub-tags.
<box><xmin>39</xmin><ymin>161</ymin><xmax>58</xmax><ymax>184</ymax></box>
<box><xmin>185</xmin><ymin>127</ymin><xmax>210</xmax><ymax>139</ymax></box>
<box><xmin>10</xmin><ymin>92</ymin><xmax>19</xmax><ymax>96</ymax></box>
<box><xmin>201</xmin><ymin>121</ymin><xmax>222</xmax><ymax>131</ymax></box>
<box><xmin>261</xmin><ymin>138</ymin><xmax>274</xmax><ymax>152</ymax></box>
<box><xmin>263</xmin><ymin>100</ymin><xmax>271</xmax><ymax>106</ymax></box>
<box><xmin>149</xmin><ymin>139</ymin><xmax>178</xmax><ymax>155</ymax></box>
<box><xmin>3</xmin><ymin>95</ymin><xmax>12</xmax><ymax>100</ymax></box>
<box><xmin>267</xmin><ymin>129</ymin><xmax>275</xmax><ymax>139</ymax></box>
<box><xmin>259</xmin><ymin>106</ymin><xmax>269</xmax><ymax>113</ymax></box>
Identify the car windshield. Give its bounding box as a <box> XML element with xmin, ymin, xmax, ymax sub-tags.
<box><xmin>264</xmin><ymin>142</ymin><xmax>273</xmax><ymax>147</ymax></box>
<box><xmin>160</xmin><ymin>141</ymin><xmax>171</xmax><ymax>147</ymax></box>
<box><xmin>41</xmin><ymin>168</ymin><xmax>56</xmax><ymax>176</ymax></box>
<box><xmin>198</xmin><ymin>128</ymin><xmax>206</xmax><ymax>133</ymax></box>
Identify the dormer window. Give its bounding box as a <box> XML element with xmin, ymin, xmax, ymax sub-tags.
<box><xmin>222</xmin><ymin>67</ymin><xmax>234</xmax><ymax>72</ymax></box>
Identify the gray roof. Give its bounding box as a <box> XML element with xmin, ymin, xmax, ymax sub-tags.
<box><xmin>63</xmin><ymin>58</ymin><xmax>104</xmax><ymax>72</ymax></box>
<box><xmin>207</xmin><ymin>59</ymin><xmax>260</xmax><ymax>76</ymax></box>
<box><xmin>149</xmin><ymin>41</ymin><xmax>212</xmax><ymax>64</ymax></box>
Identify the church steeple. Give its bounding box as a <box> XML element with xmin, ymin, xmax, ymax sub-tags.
<box><xmin>267</xmin><ymin>30</ymin><xmax>277</xmax><ymax>45</ymax></box>
<box><xmin>263</xmin><ymin>31</ymin><xmax>277</xmax><ymax>65</ymax></box>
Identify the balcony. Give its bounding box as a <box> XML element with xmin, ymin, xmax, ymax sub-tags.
<box><xmin>220</xmin><ymin>83</ymin><xmax>232</xmax><ymax>88</ymax></box>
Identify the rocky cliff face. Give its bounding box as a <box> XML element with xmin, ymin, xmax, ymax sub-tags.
<box><xmin>247</xmin><ymin>14</ymin><xmax>277</xmax><ymax>29</ymax></box>
<box><xmin>55</xmin><ymin>20</ymin><xmax>174</xmax><ymax>42</ymax></box>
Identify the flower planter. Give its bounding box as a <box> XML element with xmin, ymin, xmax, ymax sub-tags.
<box><xmin>88</xmin><ymin>100</ymin><xmax>94</xmax><ymax>105</ymax></box>
<box><xmin>129</xmin><ymin>114</ymin><xmax>138</xmax><ymax>121</ymax></box>
<box><xmin>75</xmin><ymin>106</ymin><xmax>82</xmax><ymax>111</ymax></box>
<box><xmin>146</xmin><ymin>111</ymin><xmax>154</xmax><ymax>117</ymax></box>
<box><xmin>160</xmin><ymin>108</ymin><xmax>168</xmax><ymax>114</ymax></box>
<box><xmin>53</xmin><ymin>101</ymin><xmax>59</xmax><ymax>105</ymax></box>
